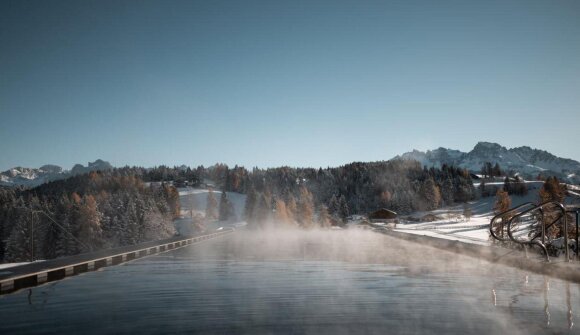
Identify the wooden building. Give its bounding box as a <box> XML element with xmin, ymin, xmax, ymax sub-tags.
<box><xmin>368</xmin><ymin>208</ymin><xmax>398</xmax><ymax>223</ymax></box>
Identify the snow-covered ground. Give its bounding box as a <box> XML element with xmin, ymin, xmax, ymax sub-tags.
<box><xmin>175</xmin><ymin>187</ymin><xmax>247</xmax><ymax>235</ymax></box>
<box><xmin>394</xmin><ymin>187</ymin><xmax>556</xmax><ymax>246</ymax></box>
<box><xmin>0</xmin><ymin>260</ymin><xmax>44</xmax><ymax>275</ymax></box>
<box><xmin>0</xmin><ymin>262</ymin><xmax>30</xmax><ymax>271</ymax></box>
<box><xmin>178</xmin><ymin>187</ymin><xmax>246</xmax><ymax>218</ymax></box>
<box><xmin>472</xmin><ymin>180</ymin><xmax>543</xmax><ymax>188</ymax></box>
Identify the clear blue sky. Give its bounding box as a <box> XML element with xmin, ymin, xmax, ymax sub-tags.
<box><xmin>1</xmin><ymin>0</ymin><xmax>579</xmax><ymax>171</ymax></box>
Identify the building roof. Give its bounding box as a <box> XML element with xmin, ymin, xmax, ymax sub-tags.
<box><xmin>368</xmin><ymin>208</ymin><xmax>398</xmax><ymax>219</ymax></box>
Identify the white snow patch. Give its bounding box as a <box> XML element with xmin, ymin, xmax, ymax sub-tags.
<box><xmin>395</xmin><ymin>187</ymin><xmax>547</xmax><ymax>245</ymax></box>
<box><xmin>175</xmin><ymin>187</ymin><xmax>247</xmax><ymax>235</ymax></box>
<box><xmin>0</xmin><ymin>262</ymin><xmax>31</xmax><ymax>270</ymax></box>
<box><xmin>0</xmin><ymin>260</ymin><xmax>44</xmax><ymax>275</ymax></box>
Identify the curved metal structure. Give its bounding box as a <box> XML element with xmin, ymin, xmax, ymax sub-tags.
<box><xmin>507</xmin><ymin>201</ymin><xmax>569</xmax><ymax>262</ymax></box>
<box><xmin>489</xmin><ymin>201</ymin><xmax>573</xmax><ymax>262</ymax></box>
<box><xmin>489</xmin><ymin>202</ymin><xmax>537</xmax><ymax>243</ymax></box>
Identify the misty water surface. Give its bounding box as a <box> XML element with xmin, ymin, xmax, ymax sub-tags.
<box><xmin>0</xmin><ymin>229</ymin><xmax>578</xmax><ymax>334</ymax></box>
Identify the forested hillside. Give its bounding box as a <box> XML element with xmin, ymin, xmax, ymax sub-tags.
<box><xmin>129</xmin><ymin>160</ymin><xmax>475</xmax><ymax>225</ymax></box>
<box><xmin>241</xmin><ymin>160</ymin><xmax>475</xmax><ymax>228</ymax></box>
<box><xmin>0</xmin><ymin>171</ymin><xmax>179</xmax><ymax>262</ymax></box>
<box><xmin>0</xmin><ymin>160</ymin><xmax>477</xmax><ymax>262</ymax></box>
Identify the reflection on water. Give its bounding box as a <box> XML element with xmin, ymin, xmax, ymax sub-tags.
<box><xmin>0</xmin><ymin>229</ymin><xmax>579</xmax><ymax>334</ymax></box>
<box><xmin>545</xmin><ymin>277</ymin><xmax>551</xmax><ymax>327</ymax></box>
<box><xmin>567</xmin><ymin>282</ymin><xmax>574</xmax><ymax>329</ymax></box>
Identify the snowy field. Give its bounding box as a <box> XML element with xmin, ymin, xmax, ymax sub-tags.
<box><xmin>175</xmin><ymin>187</ymin><xmax>247</xmax><ymax>235</ymax></box>
<box><xmin>472</xmin><ymin>180</ymin><xmax>544</xmax><ymax>189</ymax></box>
<box><xmin>394</xmin><ymin>188</ymin><xmax>545</xmax><ymax>246</ymax></box>
<box><xmin>0</xmin><ymin>260</ymin><xmax>44</xmax><ymax>274</ymax></box>
<box><xmin>178</xmin><ymin>187</ymin><xmax>246</xmax><ymax>218</ymax></box>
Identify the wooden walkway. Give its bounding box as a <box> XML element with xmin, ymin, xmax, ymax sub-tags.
<box><xmin>0</xmin><ymin>229</ymin><xmax>234</xmax><ymax>295</ymax></box>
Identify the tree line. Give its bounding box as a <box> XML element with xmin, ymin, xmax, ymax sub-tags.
<box><xmin>123</xmin><ymin>160</ymin><xmax>477</xmax><ymax>229</ymax></box>
<box><xmin>237</xmin><ymin>160</ymin><xmax>476</xmax><ymax>228</ymax></box>
<box><xmin>131</xmin><ymin>160</ymin><xmax>477</xmax><ymax>228</ymax></box>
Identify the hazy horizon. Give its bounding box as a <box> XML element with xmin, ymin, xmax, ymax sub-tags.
<box><xmin>2</xmin><ymin>0</ymin><xmax>580</xmax><ymax>171</ymax></box>
<box><xmin>1</xmin><ymin>139</ymin><xmax>580</xmax><ymax>172</ymax></box>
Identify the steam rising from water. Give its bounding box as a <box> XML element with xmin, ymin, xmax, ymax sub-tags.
<box><xmin>210</xmin><ymin>227</ymin><xmax>507</xmax><ymax>274</ymax></box>
<box><xmin>182</xmin><ymin>227</ymin><xmax>580</xmax><ymax>334</ymax></box>
<box><xmin>1</xmin><ymin>227</ymin><xmax>578</xmax><ymax>334</ymax></box>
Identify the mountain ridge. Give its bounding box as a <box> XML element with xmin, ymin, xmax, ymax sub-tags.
<box><xmin>395</xmin><ymin>142</ymin><xmax>580</xmax><ymax>183</ymax></box>
<box><xmin>0</xmin><ymin>159</ymin><xmax>113</xmax><ymax>188</ymax></box>
<box><xmin>2</xmin><ymin>143</ymin><xmax>579</xmax><ymax>188</ymax></box>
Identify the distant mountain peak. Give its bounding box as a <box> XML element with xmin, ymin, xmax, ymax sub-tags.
<box><xmin>474</xmin><ymin>141</ymin><xmax>502</xmax><ymax>147</ymax></box>
<box><xmin>472</xmin><ymin>141</ymin><xmax>505</xmax><ymax>151</ymax></box>
<box><xmin>39</xmin><ymin>164</ymin><xmax>63</xmax><ymax>173</ymax></box>
<box><xmin>88</xmin><ymin>159</ymin><xmax>112</xmax><ymax>169</ymax></box>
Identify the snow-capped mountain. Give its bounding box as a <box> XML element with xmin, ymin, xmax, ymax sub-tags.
<box><xmin>395</xmin><ymin>142</ymin><xmax>580</xmax><ymax>183</ymax></box>
<box><xmin>0</xmin><ymin>159</ymin><xmax>113</xmax><ymax>188</ymax></box>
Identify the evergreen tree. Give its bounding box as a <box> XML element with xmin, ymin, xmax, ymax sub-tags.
<box><xmin>441</xmin><ymin>177</ymin><xmax>454</xmax><ymax>205</ymax></box>
<box><xmin>492</xmin><ymin>163</ymin><xmax>502</xmax><ymax>177</ymax></box>
<box><xmin>42</xmin><ymin>214</ymin><xmax>59</xmax><ymax>260</ymax></box>
<box><xmin>329</xmin><ymin>195</ymin><xmax>339</xmax><ymax>213</ymax></box>
<box><xmin>121</xmin><ymin>196</ymin><xmax>139</xmax><ymax>245</ymax></box>
<box><xmin>55</xmin><ymin>212</ymin><xmax>78</xmax><ymax>257</ymax></box>
<box><xmin>244</xmin><ymin>187</ymin><xmax>257</xmax><ymax>221</ymax></box>
<box><xmin>455</xmin><ymin>173</ymin><xmax>475</xmax><ymax>202</ymax></box>
<box><xmin>54</xmin><ymin>195</ymin><xmax>78</xmax><ymax>257</ymax></box>
<box><xmin>4</xmin><ymin>212</ymin><xmax>33</xmax><ymax>262</ymax></box>
<box><xmin>76</xmin><ymin>195</ymin><xmax>102</xmax><ymax>252</ymax></box>
<box><xmin>205</xmin><ymin>189</ymin><xmax>218</xmax><ymax>221</ymax></box>
<box><xmin>286</xmin><ymin>194</ymin><xmax>297</xmax><ymax>223</ymax></box>
<box><xmin>318</xmin><ymin>205</ymin><xmax>331</xmax><ymax>228</ymax></box>
<box><xmin>142</xmin><ymin>198</ymin><xmax>174</xmax><ymax>241</ymax></box>
<box><xmin>328</xmin><ymin>195</ymin><xmax>339</xmax><ymax>219</ymax></box>
<box><xmin>338</xmin><ymin>195</ymin><xmax>350</xmax><ymax>224</ymax></box>
<box><xmin>219</xmin><ymin>191</ymin><xmax>231</xmax><ymax>221</ymax></box>
<box><xmin>481</xmin><ymin>162</ymin><xmax>493</xmax><ymax>179</ymax></box>
<box><xmin>503</xmin><ymin>177</ymin><xmax>512</xmax><ymax>194</ymax></box>
<box><xmin>420</xmin><ymin>177</ymin><xmax>441</xmax><ymax>210</ymax></box>
<box><xmin>297</xmin><ymin>186</ymin><xmax>314</xmax><ymax>228</ymax></box>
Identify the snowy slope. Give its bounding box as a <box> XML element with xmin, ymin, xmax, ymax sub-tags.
<box><xmin>395</xmin><ymin>191</ymin><xmax>541</xmax><ymax>244</ymax></box>
<box><xmin>395</xmin><ymin>142</ymin><xmax>580</xmax><ymax>183</ymax></box>
<box><xmin>178</xmin><ymin>187</ymin><xmax>246</xmax><ymax>219</ymax></box>
<box><xmin>395</xmin><ymin>185</ymin><xmax>580</xmax><ymax>245</ymax></box>
<box><xmin>174</xmin><ymin>187</ymin><xmax>247</xmax><ymax>235</ymax></box>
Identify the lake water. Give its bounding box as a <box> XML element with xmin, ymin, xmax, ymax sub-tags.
<box><xmin>0</xmin><ymin>229</ymin><xmax>578</xmax><ymax>334</ymax></box>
